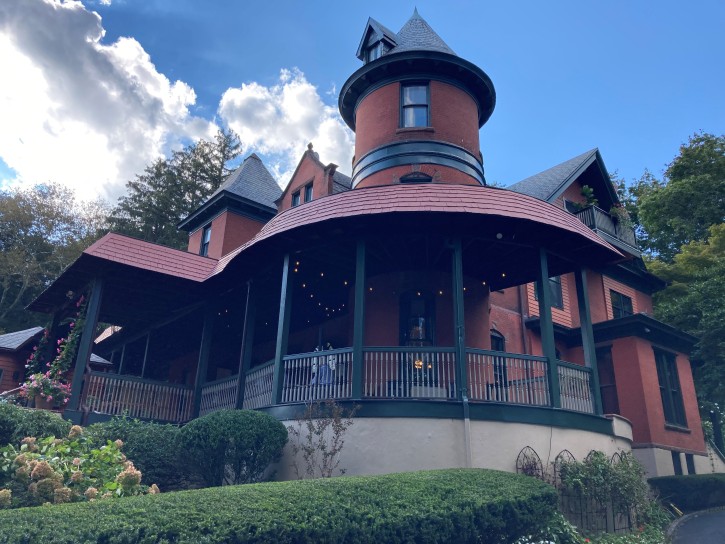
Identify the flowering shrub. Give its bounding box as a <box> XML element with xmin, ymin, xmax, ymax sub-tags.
<box><xmin>18</xmin><ymin>373</ymin><xmax>71</xmax><ymax>407</ymax></box>
<box><xmin>0</xmin><ymin>424</ymin><xmax>153</xmax><ymax>509</ymax></box>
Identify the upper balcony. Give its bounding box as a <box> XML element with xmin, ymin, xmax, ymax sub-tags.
<box><xmin>574</xmin><ymin>205</ymin><xmax>640</xmax><ymax>256</ymax></box>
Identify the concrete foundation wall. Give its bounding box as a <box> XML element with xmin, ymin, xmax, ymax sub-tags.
<box><xmin>275</xmin><ymin>416</ymin><xmax>632</xmax><ymax>480</ymax></box>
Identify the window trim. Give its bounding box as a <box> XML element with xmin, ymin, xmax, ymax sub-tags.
<box><xmin>610</xmin><ymin>289</ymin><xmax>633</xmax><ymax>319</ymax></box>
<box><xmin>654</xmin><ymin>348</ymin><xmax>687</xmax><ymax>427</ymax></box>
<box><xmin>534</xmin><ymin>276</ymin><xmax>564</xmax><ymax>310</ymax></box>
<box><xmin>400</xmin><ymin>82</ymin><xmax>430</xmax><ymax>128</ymax></box>
<box><xmin>199</xmin><ymin>224</ymin><xmax>212</xmax><ymax>257</ymax></box>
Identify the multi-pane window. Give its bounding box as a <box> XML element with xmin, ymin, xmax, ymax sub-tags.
<box><xmin>401</xmin><ymin>84</ymin><xmax>429</xmax><ymax>128</ymax></box>
<box><xmin>304</xmin><ymin>184</ymin><xmax>313</xmax><ymax>203</ymax></box>
<box><xmin>367</xmin><ymin>42</ymin><xmax>383</xmax><ymax>62</ymax></box>
<box><xmin>292</xmin><ymin>191</ymin><xmax>301</xmax><ymax>207</ymax></box>
<box><xmin>200</xmin><ymin>225</ymin><xmax>211</xmax><ymax>257</ymax></box>
<box><xmin>610</xmin><ymin>290</ymin><xmax>633</xmax><ymax>318</ymax></box>
<box><xmin>534</xmin><ymin>276</ymin><xmax>564</xmax><ymax>310</ymax></box>
<box><xmin>654</xmin><ymin>348</ymin><xmax>687</xmax><ymax>427</ymax></box>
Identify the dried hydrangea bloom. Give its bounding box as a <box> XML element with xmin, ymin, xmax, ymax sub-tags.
<box><xmin>30</xmin><ymin>461</ymin><xmax>53</xmax><ymax>480</ymax></box>
<box><xmin>116</xmin><ymin>464</ymin><xmax>142</xmax><ymax>489</ymax></box>
<box><xmin>84</xmin><ymin>487</ymin><xmax>98</xmax><ymax>500</ymax></box>
<box><xmin>149</xmin><ymin>484</ymin><xmax>160</xmax><ymax>494</ymax></box>
<box><xmin>13</xmin><ymin>454</ymin><xmax>27</xmax><ymax>466</ymax></box>
<box><xmin>53</xmin><ymin>487</ymin><xmax>72</xmax><ymax>504</ymax></box>
<box><xmin>20</xmin><ymin>437</ymin><xmax>37</xmax><ymax>451</ymax></box>
<box><xmin>0</xmin><ymin>489</ymin><xmax>11</xmax><ymax>508</ymax></box>
<box><xmin>68</xmin><ymin>425</ymin><xmax>83</xmax><ymax>439</ymax></box>
<box><xmin>72</xmin><ymin>457</ymin><xmax>81</xmax><ymax>466</ymax></box>
<box><xmin>114</xmin><ymin>439</ymin><xmax>124</xmax><ymax>448</ymax></box>
<box><xmin>71</xmin><ymin>471</ymin><xmax>84</xmax><ymax>483</ymax></box>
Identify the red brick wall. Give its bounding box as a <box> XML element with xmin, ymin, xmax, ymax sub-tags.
<box><xmin>187</xmin><ymin>228</ymin><xmax>203</xmax><ymax>254</ymax></box>
<box><xmin>353</xmin><ymin>80</ymin><xmax>481</xmax><ymax>189</ymax></box>
<box><xmin>278</xmin><ymin>154</ymin><xmax>335</xmax><ymax>213</ymax></box>
<box><xmin>187</xmin><ymin>211</ymin><xmax>265</xmax><ymax>259</ymax></box>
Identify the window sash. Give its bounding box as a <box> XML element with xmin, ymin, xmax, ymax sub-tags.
<box><xmin>304</xmin><ymin>184</ymin><xmax>313</xmax><ymax>202</ymax></box>
<box><xmin>401</xmin><ymin>84</ymin><xmax>429</xmax><ymax>128</ymax></box>
<box><xmin>292</xmin><ymin>191</ymin><xmax>301</xmax><ymax>207</ymax></box>
<box><xmin>610</xmin><ymin>290</ymin><xmax>633</xmax><ymax>318</ymax></box>
<box><xmin>534</xmin><ymin>276</ymin><xmax>564</xmax><ymax>310</ymax></box>
<box><xmin>200</xmin><ymin>225</ymin><xmax>211</xmax><ymax>256</ymax></box>
<box><xmin>654</xmin><ymin>349</ymin><xmax>687</xmax><ymax>426</ymax></box>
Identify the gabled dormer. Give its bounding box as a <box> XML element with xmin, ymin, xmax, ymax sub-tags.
<box><xmin>276</xmin><ymin>143</ymin><xmax>352</xmax><ymax>212</ymax></box>
<box><xmin>178</xmin><ymin>153</ymin><xmax>281</xmax><ymax>259</ymax></box>
<box><xmin>355</xmin><ymin>17</ymin><xmax>398</xmax><ymax>63</ymax></box>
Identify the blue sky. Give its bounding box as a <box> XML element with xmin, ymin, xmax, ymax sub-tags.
<box><xmin>0</xmin><ymin>0</ymin><xmax>723</xmax><ymax>200</ymax></box>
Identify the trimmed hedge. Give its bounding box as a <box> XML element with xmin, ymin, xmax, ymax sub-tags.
<box><xmin>0</xmin><ymin>469</ymin><xmax>557</xmax><ymax>544</ymax></box>
<box><xmin>649</xmin><ymin>473</ymin><xmax>725</xmax><ymax>512</ymax></box>
<box><xmin>87</xmin><ymin>417</ymin><xmax>185</xmax><ymax>491</ymax></box>
<box><xmin>0</xmin><ymin>403</ymin><xmax>71</xmax><ymax>446</ymax></box>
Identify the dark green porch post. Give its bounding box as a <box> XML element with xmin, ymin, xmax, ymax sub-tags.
<box><xmin>536</xmin><ymin>249</ymin><xmax>561</xmax><ymax>408</ymax></box>
<box><xmin>272</xmin><ymin>255</ymin><xmax>293</xmax><ymax>405</ymax></box>
<box><xmin>68</xmin><ymin>278</ymin><xmax>103</xmax><ymax>411</ymax></box>
<box><xmin>575</xmin><ymin>267</ymin><xmax>603</xmax><ymax>414</ymax></box>
<box><xmin>451</xmin><ymin>239</ymin><xmax>467</xmax><ymax>400</ymax></box>
<box><xmin>351</xmin><ymin>240</ymin><xmax>366</xmax><ymax>399</ymax></box>
<box><xmin>236</xmin><ymin>280</ymin><xmax>256</xmax><ymax>409</ymax></box>
<box><xmin>192</xmin><ymin>303</ymin><xmax>215</xmax><ymax>417</ymax></box>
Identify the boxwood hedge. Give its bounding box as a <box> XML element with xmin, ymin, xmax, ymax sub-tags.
<box><xmin>0</xmin><ymin>469</ymin><xmax>556</xmax><ymax>544</ymax></box>
<box><xmin>649</xmin><ymin>473</ymin><xmax>725</xmax><ymax>512</ymax></box>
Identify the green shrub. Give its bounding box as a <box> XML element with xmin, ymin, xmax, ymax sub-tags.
<box><xmin>87</xmin><ymin>417</ymin><xmax>183</xmax><ymax>491</ymax></box>
<box><xmin>0</xmin><ymin>404</ymin><xmax>70</xmax><ymax>446</ymax></box>
<box><xmin>649</xmin><ymin>473</ymin><xmax>725</xmax><ymax>512</ymax></box>
<box><xmin>0</xmin><ymin>469</ymin><xmax>558</xmax><ymax>544</ymax></box>
<box><xmin>178</xmin><ymin>409</ymin><xmax>287</xmax><ymax>487</ymax></box>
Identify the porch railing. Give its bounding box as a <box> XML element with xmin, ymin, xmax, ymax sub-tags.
<box><xmin>280</xmin><ymin>348</ymin><xmax>353</xmax><ymax>403</ymax></box>
<box><xmin>239</xmin><ymin>348</ymin><xmax>598</xmax><ymax>415</ymax></box>
<box><xmin>557</xmin><ymin>361</ymin><xmax>595</xmax><ymax>414</ymax></box>
<box><xmin>242</xmin><ymin>361</ymin><xmax>274</xmax><ymax>410</ymax></box>
<box><xmin>467</xmin><ymin>349</ymin><xmax>550</xmax><ymax>406</ymax></box>
<box><xmin>199</xmin><ymin>374</ymin><xmax>239</xmax><ymax>417</ymax></box>
<box><xmin>84</xmin><ymin>371</ymin><xmax>194</xmax><ymax>423</ymax></box>
<box><xmin>363</xmin><ymin>347</ymin><xmax>456</xmax><ymax>399</ymax></box>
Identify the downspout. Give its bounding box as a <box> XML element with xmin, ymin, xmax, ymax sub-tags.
<box><xmin>462</xmin><ymin>390</ymin><xmax>472</xmax><ymax>468</ymax></box>
<box><xmin>518</xmin><ymin>284</ymin><xmax>530</xmax><ymax>355</ymax></box>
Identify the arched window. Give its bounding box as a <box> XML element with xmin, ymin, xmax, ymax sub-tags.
<box><xmin>490</xmin><ymin>329</ymin><xmax>505</xmax><ymax>352</ymax></box>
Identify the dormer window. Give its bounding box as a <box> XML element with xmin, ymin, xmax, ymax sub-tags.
<box><xmin>292</xmin><ymin>191</ymin><xmax>301</xmax><ymax>207</ymax></box>
<box><xmin>304</xmin><ymin>183</ymin><xmax>313</xmax><ymax>202</ymax></box>
<box><xmin>401</xmin><ymin>83</ymin><xmax>429</xmax><ymax>128</ymax></box>
<box><xmin>366</xmin><ymin>42</ymin><xmax>384</xmax><ymax>62</ymax></box>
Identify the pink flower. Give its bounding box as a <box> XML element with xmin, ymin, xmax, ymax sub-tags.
<box><xmin>47</xmin><ymin>396</ymin><xmax>53</xmax><ymax>401</ymax></box>
<box><xmin>32</xmin><ymin>346</ymin><xmax>37</xmax><ymax>351</ymax></box>
<box><xmin>69</xmin><ymin>323</ymin><xmax>74</xmax><ymax>328</ymax></box>
<box><xmin>57</xmin><ymin>339</ymin><xmax>62</xmax><ymax>345</ymax></box>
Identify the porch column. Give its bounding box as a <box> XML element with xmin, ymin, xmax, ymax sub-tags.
<box><xmin>351</xmin><ymin>240</ymin><xmax>366</xmax><ymax>399</ymax></box>
<box><xmin>535</xmin><ymin>249</ymin><xmax>561</xmax><ymax>408</ymax></box>
<box><xmin>68</xmin><ymin>278</ymin><xmax>103</xmax><ymax>411</ymax></box>
<box><xmin>192</xmin><ymin>303</ymin><xmax>215</xmax><ymax>417</ymax></box>
<box><xmin>272</xmin><ymin>254</ymin><xmax>293</xmax><ymax>405</ymax></box>
<box><xmin>575</xmin><ymin>267</ymin><xmax>603</xmax><ymax>414</ymax></box>
<box><xmin>451</xmin><ymin>239</ymin><xmax>467</xmax><ymax>400</ymax></box>
<box><xmin>236</xmin><ymin>280</ymin><xmax>256</xmax><ymax>409</ymax></box>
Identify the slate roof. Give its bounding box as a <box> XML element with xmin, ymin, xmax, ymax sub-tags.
<box><xmin>332</xmin><ymin>171</ymin><xmax>352</xmax><ymax>194</ymax></box>
<box><xmin>0</xmin><ymin>327</ymin><xmax>44</xmax><ymax>352</ymax></box>
<box><xmin>507</xmin><ymin>149</ymin><xmax>599</xmax><ymax>202</ymax></box>
<box><xmin>84</xmin><ymin>233</ymin><xmax>218</xmax><ymax>282</ymax></box>
<box><xmin>209</xmin><ymin>153</ymin><xmax>282</xmax><ymax>210</ymax></box>
<box><xmin>388</xmin><ymin>9</ymin><xmax>456</xmax><ymax>56</ymax></box>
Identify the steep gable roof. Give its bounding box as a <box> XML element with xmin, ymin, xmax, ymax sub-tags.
<box><xmin>332</xmin><ymin>170</ymin><xmax>352</xmax><ymax>194</ymax></box>
<box><xmin>210</xmin><ymin>153</ymin><xmax>281</xmax><ymax>209</ymax></box>
<box><xmin>388</xmin><ymin>9</ymin><xmax>456</xmax><ymax>56</ymax></box>
<box><xmin>356</xmin><ymin>17</ymin><xmax>398</xmax><ymax>60</ymax></box>
<box><xmin>508</xmin><ymin>149</ymin><xmax>599</xmax><ymax>202</ymax></box>
<box><xmin>0</xmin><ymin>326</ymin><xmax>44</xmax><ymax>352</ymax></box>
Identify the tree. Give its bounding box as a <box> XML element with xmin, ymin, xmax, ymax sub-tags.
<box><xmin>636</xmin><ymin>133</ymin><xmax>725</xmax><ymax>262</ymax></box>
<box><xmin>0</xmin><ymin>183</ymin><xmax>108</xmax><ymax>332</ymax></box>
<box><xmin>109</xmin><ymin>129</ymin><xmax>241</xmax><ymax>249</ymax></box>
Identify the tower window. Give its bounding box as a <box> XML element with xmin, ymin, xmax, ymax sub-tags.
<box><xmin>610</xmin><ymin>290</ymin><xmax>633</xmax><ymax>318</ymax></box>
<box><xmin>292</xmin><ymin>191</ymin><xmax>301</xmax><ymax>207</ymax></box>
<box><xmin>401</xmin><ymin>84</ymin><xmax>429</xmax><ymax>128</ymax></box>
<box><xmin>200</xmin><ymin>224</ymin><xmax>211</xmax><ymax>257</ymax></box>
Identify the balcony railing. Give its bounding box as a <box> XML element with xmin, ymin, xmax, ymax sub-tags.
<box><xmin>574</xmin><ymin>205</ymin><xmax>637</xmax><ymax>250</ymax></box>
<box><xmin>199</xmin><ymin>374</ymin><xmax>239</xmax><ymax>417</ymax></box>
<box><xmin>84</xmin><ymin>371</ymin><xmax>194</xmax><ymax>423</ymax></box>
<box><xmin>241</xmin><ymin>347</ymin><xmax>597</xmax><ymax>415</ymax></box>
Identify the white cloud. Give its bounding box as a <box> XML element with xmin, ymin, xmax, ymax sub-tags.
<box><xmin>0</xmin><ymin>0</ymin><xmax>214</xmax><ymax>201</ymax></box>
<box><xmin>219</xmin><ymin>68</ymin><xmax>354</xmax><ymax>188</ymax></box>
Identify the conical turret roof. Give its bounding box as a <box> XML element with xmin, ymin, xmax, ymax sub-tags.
<box><xmin>388</xmin><ymin>9</ymin><xmax>456</xmax><ymax>56</ymax></box>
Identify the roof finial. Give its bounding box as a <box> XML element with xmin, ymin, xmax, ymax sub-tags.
<box><xmin>413</xmin><ymin>7</ymin><xmax>420</xmax><ymax>17</ymax></box>
<box><xmin>307</xmin><ymin>142</ymin><xmax>314</xmax><ymax>151</ymax></box>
